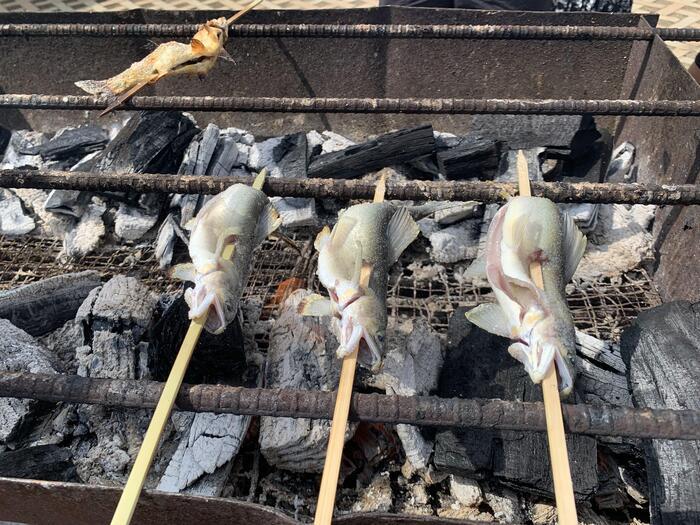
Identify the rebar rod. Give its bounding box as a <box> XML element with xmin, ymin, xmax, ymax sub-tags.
<box><xmin>1</xmin><ymin>23</ymin><xmax>700</xmax><ymax>41</ymax></box>
<box><xmin>1</xmin><ymin>168</ymin><xmax>698</xmax><ymax>205</ymax></box>
<box><xmin>0</xmin><ymin>371</ymin><xmax>697</xmax><ymax>440</ymax></box>
<box><xmin>4</xmin><ymin>94</ymin><xmax>700</xmax><ymax>116</ymax></box>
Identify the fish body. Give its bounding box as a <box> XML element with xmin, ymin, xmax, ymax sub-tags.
<box><xmin>303</xmin><ymin>202</ymin><xmax>419</xmax><ymax>369</ymax></box>
<box><xmin>171</xmin><ymin>182</ymin><xmax>280</xmax><ymax>334</ymax></box>
<box><xmin>466</xmin><ymin>196</ymin><xmax>586</xmax><ymax>395</ymax></box>
<box><xmin>75</xmin><ymin>17</ymin><xmax>229</xmax><ymax>99</ymax></box>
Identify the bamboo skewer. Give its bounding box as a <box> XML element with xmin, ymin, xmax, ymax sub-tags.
<box><xmin>226</xmin><ymin>0</ymin><xmax>264</xmax><ymax>26</ymax></box>
<box><xmin>110</xmin><ymin>172</ymin><xmax>267</xmax><ymax>525</ymax></box>
<box><xmin>314</xmin><ymin>175</ymin><xmax>386</xmax><ymax>525</ymax></box>
<box><xmin>516</xmin><ymin>151</ymin><xmax>578</xmax><ymax>525</ymax></box>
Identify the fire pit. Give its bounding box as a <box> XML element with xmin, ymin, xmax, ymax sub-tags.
<box><xmin>0</xmin><ymin>6</ymin><xmax>699</xmax><ymax>525</ymax></box>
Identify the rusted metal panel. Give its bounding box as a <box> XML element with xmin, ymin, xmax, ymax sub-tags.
<box><xmin>616</xmin><ymin>18</ymin><xmax>700</xmax><ymax>302</ymax></box>
<box><xmin>0</xmin><ymin>478</ymin><xmax>479</xmax><ymax>525</ymax></box>
<box><xmin>0</xmin><ymin>8</ymin><xmax>644</xmax><ymax>137</ymax></box>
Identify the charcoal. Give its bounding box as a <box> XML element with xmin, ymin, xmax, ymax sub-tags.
<box><xmin>72</xmin><ymin>276</ymin><xmax>158</xmax><ymax>484</ymax></box>
<box><xmin>0</xmin><ymin>270</ymin><xmax>101</xmax><ymax>337</ymax></box>
<box><xmin>407</xmin><ymin>201</ymin><xmax>482</xmax><ymax>226</ymax></box>
<box><xmin>11</xmin><ymin>188</ymin><xmax>73</xmax><ymax>238</ymax></box>
<box><xmin>157</xmin><ymin>411</ymin><xmax>250</xmax><ymax>496</ymax></box>
<box><xmin>0</xmin><ymin>125</ymin><xmax>9</xmax><ymax>157</ymax></box>
<box><xmin>436</xmin><ymin>137</ymin><xmax>500</xmax><ymax>180</ymax></box>
<box><xmin>0</xmin><ymin>319</ymin><xmax>57</xmax><ymax>444</ymax></box>
<box><xmin>259</xmin><ymin>290</ymin><xmax>345</xmax><ymax>473</ymax></box>
<box><xmin>0</xmin><ymin>189</ymin><xmax>35</xmax><ymax>235</ymax></box>
<box><xmin>179</xmin><ymin>124</ymin><xmax>220</xmax><ymax>177</ymax></box>
<box><xmin>367</xmin><ymin>318</ymin><xmax>443</xmax><ymax>472</ymax></box>
<box><xmin>23</xmin><ymin>125</ymin><xmax>108</xmax><ymax>161</ymax></box>
<box><xmin>554</xmin><ymin>0</ymin><xmax>631</xmax><ymax>12</ymax></box>
<box><xmin>471</xmin><ymin>115</ymin><xmax>584</xmax><ymax>150</ymax></box>
<box><xmin>63</xmin><ymin>202</ymin><xmax>106</xmax><ymax>258</ymax></box>
<box><xmin>420</xmin><ymin>217</ymin><xmax>481</xmax><ymax>264</ymax></box>
<box><xmin>308</xmin><ymin>125</ymin><xmax>436</xmax><ymax>179</ymax></box>
<box><xmin>207</xmin><ymin>137</ymin><xmax>247</xmax><ymax>177</ymax></box>
<box><xmin>620</xmin><ymin>301</ymin><xmax>700</xmax><ymax>525</ymax></box>
<box><xmin>154</xmin><ymin>215</ymin><xmax>178</xmax><ymax>269</ymax></box>
<box><xmin>114</xmin><ymin>203</ymin><xmax>159</xmax><ymax>241</ymax></box>
<box><xmin>0</xmin><ymin>445</ymin><xmax>76</xmax><ymax>481</ymax></box>
<box><xmin>148</xmin><ymin>294</ymin><xmax>246</xmax><ymax>384</ymax></box>
<box><xmin>85</xmin><ymin>111</ymin><xmax>197</xmax><ymax>175</ymax></box>
<box><xmin>250</xmin><ymin>132</ymin><xmax>316</xmax><ymax>228</ymax></box>
<box><xmin>606</xmin><ymin>142</ymin><xmax>635</xmax><ymax>182</ymax></box>
<box><xmin>44</xmin><ymin>189</ymin><xmax>86</xmax><ymax>218</ymax></box>
<box><xmin>434</xmin><ymin>307</ymin><xmax>598</xmax><ymax>499</ymax></box>
<box><xmin>0</xmin><ymin>130</ymin><xmax>47</xmax><ymax>170</ymax></box>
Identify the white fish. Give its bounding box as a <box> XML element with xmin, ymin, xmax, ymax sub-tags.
<box><xmin>466</xmin><ymin>196</ymin><xmax>586</xmax><ymax>396</ymax></box>
<box><xmin>300</xmin><ymin>202</ymin><xmax>419</xmax><ymax>370</ymax></box>
<box><xmin>171</xmin><ymin>180</ymin><xmax>280</xmax><ymax>334</ymax></box>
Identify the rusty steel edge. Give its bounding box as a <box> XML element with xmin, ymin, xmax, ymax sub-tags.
<box><xmin>4</xmin><ymin>94</ymin><xmax>700</xmax><ymax>116</ymax></box>
<box><xmin>1</xmin><ymin>168</ymin><xmax>699</xmax><ymax>205</ymax></box>
<box><xmin>1</xmin><ymin>23</ymin><xmax>699</xmax><ymax>41</ymax></box>
<box><xmin>1</xmin><ymin>371</ymin><xmax>698</xmax><ymax>440</ymax></box>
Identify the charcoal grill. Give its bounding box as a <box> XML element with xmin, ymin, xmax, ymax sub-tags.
<box><xmin>1</xmin><ymin>6</ymin><xmax>700</xmax><ymax>524</ymax></box>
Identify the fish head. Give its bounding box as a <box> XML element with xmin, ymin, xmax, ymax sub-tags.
<box><xmin>337</xmin><ymin>295</ymin><xmax>386</xmax><ymax>371</ymax></box>
<box><xmin>184</xmin><ymin>270</ymin><xmax>235</xmax><ymax>334</ymax></box>
<box><xmin>510</xmin><ymin>316</ymin><xmax>576</xmax><ymax>396</ymax></box>
<box><xmin>193</xmin><ymin>18</ymin><xmax>229</xmax><ymax>56</ymax></box>
<box><xmin>334</xmin><ymin>279</ymin><xmax>363</xmax><ymax>310</ymax></box>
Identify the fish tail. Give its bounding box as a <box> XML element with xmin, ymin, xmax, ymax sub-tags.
<box><xmin>74</xmin><ymin>79</ymin><xmax>115</xmax><ymax>99</ymax></box>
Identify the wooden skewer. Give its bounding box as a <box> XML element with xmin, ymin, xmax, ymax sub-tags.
<box><xmin>226</xmin><ymin>0</ymin><xmax>264</xmax><ymax>26</ymax></box>
<box><xmin>516</xmin><ymin>151</ymin><xmax>578</xmax><ymax>525</ymax></box>
<box><xmin>314</xmin><ymin>174</ymin><xmax>387</xmax><ymax>525</ymax></box>
<box><xmin>110</xmin><ymin>172</ymin><xmax>267</xmax><ymax>525</ymax></box>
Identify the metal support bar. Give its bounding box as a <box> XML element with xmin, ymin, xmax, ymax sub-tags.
<box><xmin>3</xmin><ymin>94</ymin><xmax>700</xmax><ymax>116</ymax></box>
<box><xmin>1</xmin><ymin>23</ymin><xmax>700</xmax><ymax>41</ymax></box>
<box><xmin>1</xmin><ymin>168</ymin><xmax>699</xmax><ymax>204</ymax></box>
<box><xmin>0</xmin><ymin>371</ymin><xmax>698</xmax><ymax>440</ymax></box>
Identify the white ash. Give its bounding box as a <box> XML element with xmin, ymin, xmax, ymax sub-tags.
<box><xmin>271</xmin><ymin>197</ymin><xmax>317</xmax><ymax>229</ymax></box>
<box><xmin>320</xmin><ymin>130</ymin><xmax>355</xmax><ymax>154</ymax></box>
<box><xmin>484</xmin><ymin>488</ymin><xmax>524</xmax><ymax>524</ymax></box>
<box><xmin>420</xmin><ymin>217</ymin><xmax>481</xmax><ymax>264</ymax></box>
<box><xmin>437</xmin><ymin>491</ymin><xmax>494</xmax><ymax>521</ymax></box>
<box><xmin>449</xmin><ymin>475</ymin><xmax>483</xmax><ymax>507</ymax></box>
<box><xmin>0</xmin><ymin>319</ymin><xmax>58</xmax><ymax>444</ymax></box>
<box><xmin>63</xmin><ymin>202</ymin><xmax>106</xmax><ymax>258</ymax></box>
<box><xmin>575</xmin><ymin>204</ymin><xmax>655</xmax><ymax>281</ymax></box>
<box><xmin>44</xmin><ymin>190</ymin><xmax>85</xmax><ymax>218</ymax></box>
<box><xmin>351</xmin><ymin>472</ymin><xmax>393</xmax><ymax>513</ymax></box>
<box><xmin>12</xmin><ymin>188</ymin><xmax>73</xmax><ymax>239</ymax></box>
<box><xmin>114</xmin><ymin>203</ymin><xmax>159</xmax><ymax>242</ymax></box>
<box><xmin>158</xmin><ymin>412</ymin><xmax>250</xmax><ymax>496</ymax></box>
<box><xmin>608</xmin><ymin>142</ymin><xmax>635</xmax><ymax>181</ymax></box>
<box><xmin>368</xmin><ymin>318</ymin><xmax>443</xmax><ymax>472</ymax></box>
<box><xmin>0</xmin><ymin>189</ymin><xmax>35</xmax><ymax>235</ymax></box>
<box><xmin>259</xmin><ymin>290</ymin><xmax>347</xmax><ymax>473</ymax></box>
<box><xmin>38</xmin><ymin>319</ymin><xmax>83</xmax><ymax>374</ymax></box>
<box><xmin>0</xmin><ymin>130</ymin><xmax>47</xmax><ymax>170</ymax></box>
<box><xmin>434</xmin><ymin>131</ymin><xmax>462</xmax><ymax>149</ymax></box>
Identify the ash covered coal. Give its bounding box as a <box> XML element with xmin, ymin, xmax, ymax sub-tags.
<box><xmin>0</xmin><ymin>112</ymin><xmax>659</xmax><ymax>523</ymax></box>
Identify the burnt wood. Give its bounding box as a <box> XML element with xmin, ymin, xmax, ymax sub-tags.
<box><xmin>434</xmin><ymin>307</ymin><xmax>598</xmax><ymax>499</ymax></box>
<box><xmin>0</xmin><ymin>445</ymin><xmax>76</xmax><ymax>481</ymax></box>
<box><xmin>436</xmin><ymin>137</ymin><xmax>500</xmax><ymax>180</ymax></box>
<box><xmin>308</xmin><ymin>125</ymin><xmax>435</xmax><ymax>179</ymax></box>
<box><xmin>621</xmin><ymin>301</ymin><xmax>700</xmax><ymax>525</ymax></box>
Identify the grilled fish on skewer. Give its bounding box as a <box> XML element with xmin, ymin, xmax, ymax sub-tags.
<box><xmin>466</xmin><ymin>196</ymin><xmax>586</xmax><ymax>396</ymax></box>
<box><xmin>171</xmin><ymin>170</ymin><xmax>280</xmax><ymax>334</ymax></box>
<box><xmin>301</xmin><ymin>203</ymin><xmax>419</xmax><ymax>370</ymax></box>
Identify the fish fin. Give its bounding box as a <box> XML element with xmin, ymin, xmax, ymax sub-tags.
<box><xmin>214</xmin><ymin>228</ymin><xmax>238</xmax><ymax>259</ymax></box>
<box><xmin>182</xmin><ymin>217</ymin><xmax>197</xmax><ymax>231</ymax></box>
<box><xmin>75</xmin><ymin>79</ymin><xmax>114</xmax><ymax>98</ymax></box>
<box><xmin>463</xmin><ymin>255</ymin><xmax>487</xmax><ymax>280</ymax></box>
<box><xmin>298</xmin><ymin>294</ymin><xmax>336</xmax><ymax>317</ymax></box>
<box><xmin>99</xmin><ymin>75</ymin><xmax>161</xmax><ymax>117</ymax></box>
<box><xmin>387</xmin><ymin>206</ymin><xmax>420</xmax><ymax>264</ymax></box>
<box><xmin>329</xmin><ymin>216</ymin><xmax>357</xmax><ymax>249</ymax></box>
<box><xmin>170</xmin><ymin>263</ymin><xmax>197</xmax><ymax>283</ymax></box>
<box><xmin>554</xmin><ymin>351</ymin><xmax>574</xmax><ymax>397</ymax></box>
<box><xmin>561</xmin><ymin>210</ymin><xmax>587</xmax><ymax>283</ymax></box>
<box><xmin>465</xmin><ymin>304</ymin><xmax>511</xmax><ymax>339</ymax></box>
<box><xmin>359</xmin><ymin>261</ymin><xmax>373</xmax><ymax>289</ymax></box>
<box><xmin>314</xmin><ymin>226</ymin><xmax>331</xmax><ymax>251</ymax></box>
<box><xmin>219</xmin><ymin>47</ymin><xmax>236</xmax><ymax>64</ymax></box>
<box><xmin>190</xmin><ymin>38</ymin><xmax>206</xmax><ymax>54</ymax></box>
<box><xmin>255</xmin><ymin>202</ymin><xmax>282</xmax><ymax>245</ymax></box>
<box><xmin>252</xmin><ymin>167</ymin><xmax>267</xmax><ymax>190</ymax></box>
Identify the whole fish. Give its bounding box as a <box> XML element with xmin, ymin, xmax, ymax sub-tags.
<box><xmin>300</xmin><ymin>202</ymin><xmax>419</xmax><ymax>370</ymax></box>
<box><xmin>466</xmin><ymin>196</ymin><xmax>586</xmax><ymax>396</ymax></box>
<box><xmin>76</xmin><ymin>18</ymin><xmax>231</xmax><ymax>102</ymax></box>
<box><xmin>171</xmin><ymin>179</ymin><xmax>280</xmax><ymax>334</ymax></box>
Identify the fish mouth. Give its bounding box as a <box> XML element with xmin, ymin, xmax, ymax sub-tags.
<box><xmin>336</xmin><ymin>313</ymin><xmax>382</xmax><ymax>371</ymax></box>
<box><xmin>507</xmin><ymin>337</ymin><xmax>573</xmax><ymax>396</ymax></box>
<box><xmin>185</xmin><ymin>279</ymin><xmax>227</xmax><ymax>334</ymax></box>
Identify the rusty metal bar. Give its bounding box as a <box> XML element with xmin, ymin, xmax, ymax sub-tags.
<box><xmin>1</xmin><ymin>23</ymin><xmax>699</xmax><ymax>41</ymax></box>
<box><xmin>1</xmin><ymin>168</ymin><xmax>699</xmax><ymax>205</ymax></box>
<box><xmin>0</xmin><ymin>371</ymin><xmax>698</xmax><ymax>440</ymax></box>
<box><xmin>4</xmin><ymin>94</ymin><xmax>700</xmax><ymax>116</ymax></box>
